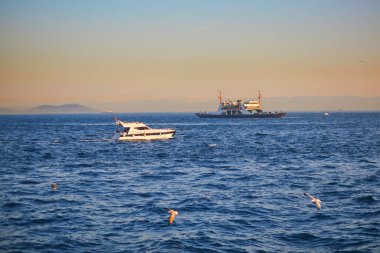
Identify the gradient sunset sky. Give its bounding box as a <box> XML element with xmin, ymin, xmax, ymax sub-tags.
<box><xmin>1</xmin><ymin>0</ymin><xmax>379</xmax><ymax>110</ymax></box>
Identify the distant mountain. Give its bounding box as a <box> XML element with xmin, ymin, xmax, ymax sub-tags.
<box><xmin>98</xmin><ymin>96</ymin><xmax>380</xmax><ymax>112</ymax></box>
<box><xmin>2</xmin><ymin>96</ymin><xmax>379</xmax><ymax>114</ymax></box>
<box><xmin>263</xmin><ymin>96</ymin><xmax>380</xmax><ymax>112</ymax></box>
<box><xmin>0</xmin><ymin>107</ymin><xmax>15</xmax><ymax>114</ymax></box>
<box><xmin>29</xmin><ymin>104</ymin><xmax>97</xmax><ymax>114</ymax></box>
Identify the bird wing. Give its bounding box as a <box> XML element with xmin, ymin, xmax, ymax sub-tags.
<box><xmin>316</xmin><ymin>201</ymin><xmax>321</xmax><ymax>210</ymax></box>
<box><xmin>304</xmin><ymin>193</ymin><xmax>315</xmax><ymax>200</ymax></box>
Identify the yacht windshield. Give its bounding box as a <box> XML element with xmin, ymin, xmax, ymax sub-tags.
<box><xmin>135</xmin><ymin>126</ymin><xmax>150</xmax><ymax>130</ymax></box>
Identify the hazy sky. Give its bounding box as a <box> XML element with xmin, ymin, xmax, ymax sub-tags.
<box><xmin>1</xmin><ymin>0</ymin><xmax>380</xmax><ymax>110</ymax></box>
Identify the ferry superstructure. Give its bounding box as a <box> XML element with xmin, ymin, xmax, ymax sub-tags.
<box><xmin>196</xmin><ymin>91</ymin><xmax>286</xmax><ymax>118</ymax></box>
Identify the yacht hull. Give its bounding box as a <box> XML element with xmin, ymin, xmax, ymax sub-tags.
<box><xmin>114</xmin><ymin>130</ymin><xmax>176</xmax><ymax>141</ymax></box>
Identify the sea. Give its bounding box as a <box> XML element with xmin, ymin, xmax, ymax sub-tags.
<box><xmin>0</xmin><ymin>112</ymin><xmax>379</xmax><ymax>253</ymax></box>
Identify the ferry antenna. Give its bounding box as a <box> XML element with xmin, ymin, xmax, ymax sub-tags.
<box><xmin>258</xmin><ymin>90</ymin><xmax>262</xmax><ymax>109</ymax></box>
<box><xmin>217</xmin><ymin>90</ymin><xmax>222</xmax><ymax>104</ymax></box>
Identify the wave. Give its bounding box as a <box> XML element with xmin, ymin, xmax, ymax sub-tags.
<box><xmin>79</xmin><ymin>139</ymin><xmax>114</xmax><ymax>142</ymax></box>
<box><xmin>1</xmin><ymin>112</ymin><xmax>379</xmax><ymax>252</ymax></box>
<box><xmin>355</xmin><ymin>195</ymin><xmax>377</xmax><ymax>204</ymax></box>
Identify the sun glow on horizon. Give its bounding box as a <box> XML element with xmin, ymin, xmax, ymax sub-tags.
<box><xmin>1</xmin><ymin>0</ymin><xmax>380</xmax><ymax>110</ymax></box>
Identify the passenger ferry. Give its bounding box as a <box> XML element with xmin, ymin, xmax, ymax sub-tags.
<box><xmin>196</xmin><ymin>91</ymin><xmax>286</xmax><ymax>118</ymax></box>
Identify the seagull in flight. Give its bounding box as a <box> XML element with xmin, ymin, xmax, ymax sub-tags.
<box><xmin>168</xmin><ymin>210</ymin><xmax>179</xmax><ymax>225</ymax></box>
<box><xmin>51</xmin><ymin>183</ymin><xmax>58</xmax><ymax>190</ymax></box>
<box><xmin>304</xmin><ymin>193</ymin><xmax>322</xmax><ymax>210</ymax></box>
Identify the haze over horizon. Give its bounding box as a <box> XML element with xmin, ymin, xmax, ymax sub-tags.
<box><xmin>1</xmin><ymin>0</ymin><xmax>380</xmax><ymax>112</ymax></box>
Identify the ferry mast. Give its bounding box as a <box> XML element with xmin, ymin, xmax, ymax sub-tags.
<box><xmin>217</xmin><ymin>90</ymin><xmax>222</xmax><ymax>105</ymax></box>
<box><xmin>258</xmin><ymin>90</ymin><xmax>262</xmax><ymax>110</ymax></box>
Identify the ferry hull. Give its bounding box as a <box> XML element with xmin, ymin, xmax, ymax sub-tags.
<box><xmin>196</xmin><ymin>91</ymin><xmax>286</xmax><ymax>119</ymax></box>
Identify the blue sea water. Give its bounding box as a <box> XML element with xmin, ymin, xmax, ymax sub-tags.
<box><xmin>0</xmin><ymin>112</ymin><xmax>379</xmax><ymax>253</ymax></box>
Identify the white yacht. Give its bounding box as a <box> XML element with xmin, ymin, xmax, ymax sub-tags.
<box><xmin>112</xmin><ymin>119</ymin><xmax>175</xmax><ymax>141</ymax></box>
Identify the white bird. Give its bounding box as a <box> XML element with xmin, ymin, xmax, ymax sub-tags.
<box><xmin>168</xmin><ymin>209</ymin><xmax>179</xmax><ymax>225</ymax></box>
<box><xmin>304</xmin><ymin>193</ymin><xmax>322</xmax><ymax>210</ymax></box>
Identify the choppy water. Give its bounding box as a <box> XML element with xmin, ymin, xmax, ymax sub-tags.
<box><xmin>0</xmin><ymin>112</ymin><xmax>379</xmax><ymax>252</ymax></box>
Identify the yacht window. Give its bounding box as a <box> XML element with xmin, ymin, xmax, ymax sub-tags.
<box><xmin>123</xmin><ymin>127</ymin><xmax>130</xmax><ymax>133</ymax></box>
<box><xmin>135</xmin><ymin>127</ymin><xmax>150</xmax><ymax>130</ymax></box>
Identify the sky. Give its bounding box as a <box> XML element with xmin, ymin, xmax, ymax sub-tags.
<box><xmin>1</xmin><ymin>0</ymin><xmax>380</xmax><ymax>111</ymax></box>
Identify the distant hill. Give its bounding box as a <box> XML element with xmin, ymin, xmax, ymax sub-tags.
<box><xmin>29</xmin><ymin>104</ymin><xmax>97</xmax><ymax>114</ymax></box>
<box><xmin>99</xmin><ymin>96</ymin><xmax>380</xmax><ymax>112</ymax></box>
<box><xmin>263</xmin><ymin>96</ymin><xmax>380</xmax><ymax>112</ymax></box>
<box><xmin>1</xmin><ymin>96</ymin><xmax>379</xmax><ymax>114</ymax></box>
<box><xmin>0</xmin><ymin>107</ymin><xmax>15</xmax><ymax>114</ymax></box>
